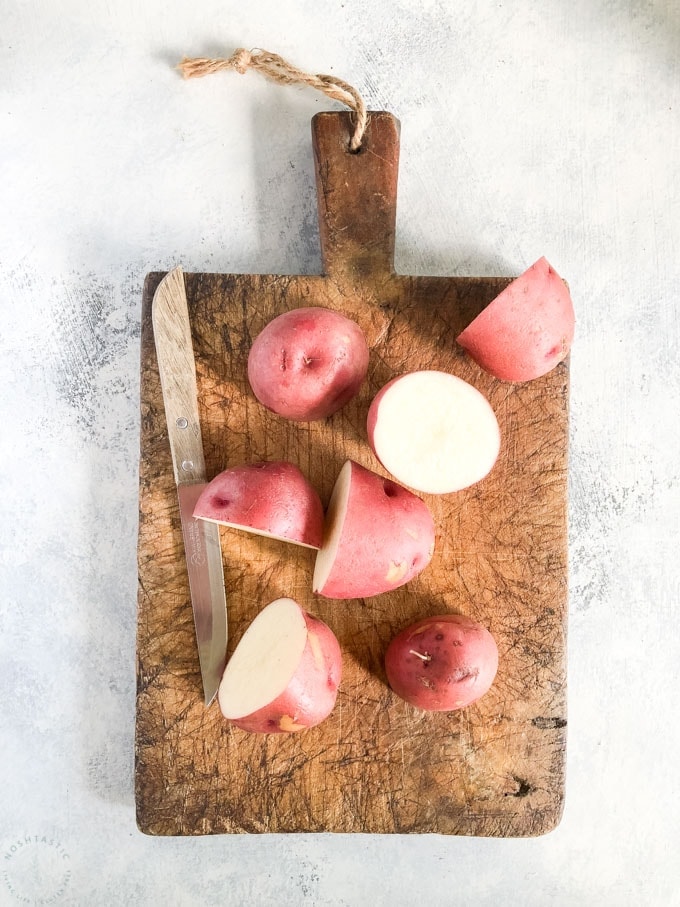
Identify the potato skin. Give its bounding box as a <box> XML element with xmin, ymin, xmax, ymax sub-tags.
<box><xmin>247</xmin><ymin>306</ymin><xmax>369</xmax><ymax>421</ymax></box>
<box><xmin>229</xmin><ymin>613</ymin><xmax>342</xmax><ymax>733</ymax></box>
<box><xmin>385</xmin><ymin>614</ymin><xmax>498</xmax><ymax>711</ymax></box>
<box><xmin>315</xmin><ymin>461</ymin><xmax>435</xmax><ymax>599</ymax></box>
<box><xmin>456</xmin><ymin>257</ymin><xmax>575</xmax><ymax>382</ymax></box>
<box><xmin>193</xmin><ymin>460</ymin><xmax>324</xmax><ymax>549</ymax></box>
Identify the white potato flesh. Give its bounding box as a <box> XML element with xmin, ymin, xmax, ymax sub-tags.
<box><xmin>312</xmin><ymin>461</ymin><xmax>351</xmax><ymax>594</ymax></box>
<box><xmin>368</xmin><ymin>371</ymin><xmax>500</xmax><ymax>494</ymax></box>
<box><xmin>218</xmin><ymin>598</ymin><xmax>308</xmax><ymax>720</ymax></box>
<box><xmin>196</xmin><ymin>520</ymin><xmax>318</xmax><ymax>548</ymax></box>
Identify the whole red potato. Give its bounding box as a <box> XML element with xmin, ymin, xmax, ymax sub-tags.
<box><xmin>247</xmin><ymin>306</ymin><xmax>369</xmax><ymax>421</ymax></box>
<box><xmin>385</xmin><ymin>614</ymin><xmax>498</xmax><ymax>711</ymax></box>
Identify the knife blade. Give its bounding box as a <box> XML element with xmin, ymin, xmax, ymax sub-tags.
<box><xmin>151</xmin><ymin>266</ymin><xmax>228</xmax><ymax>706</ymax></box>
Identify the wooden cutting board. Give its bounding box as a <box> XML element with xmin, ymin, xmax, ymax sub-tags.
<box><xmin>135</xmin><ymin>111</ymin><xmax>569</xmax><ymax>837</ymax></box>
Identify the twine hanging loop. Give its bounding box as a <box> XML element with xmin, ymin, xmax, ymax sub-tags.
<box><xmin>178</xmin><ymin>48</ymin><xmax>368</xmax><ymax>152</ymax></box>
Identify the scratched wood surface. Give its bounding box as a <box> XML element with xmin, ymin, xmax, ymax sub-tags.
<box><xmin>135</xmin><ymin>111</ymin><xmax>569</xmax><ymax>837</ymax></box>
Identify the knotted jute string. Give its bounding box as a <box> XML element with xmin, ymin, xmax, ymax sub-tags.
<box><xmin>178</xmin><ymin>48</ymin><xmax>368</xmax><ymax>152</ymax></box>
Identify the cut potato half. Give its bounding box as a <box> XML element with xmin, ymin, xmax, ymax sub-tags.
<box><xmin>219</xmin><ymin>598</ymin><xmax>307</xmax><ymax>720</ymax></box>
<box><xmin>313</xmin><ymin>460</ymin><xmax>435</xmax><ymax>599</ymax></box>
<box><xmin>218</xmin><ymin>598</ymin><xmax>342</xmax><ymax>733</ymax></box>
<box><xmin>367</xmin><ymin>371</ymin><xmax>500</xmax><ymax>495</ymax></box>
<box><xmin>193</xmin><ymin>461</ymin><xmax>324</xmax><ymax>549</ymax></box>
<box><xmin>456</xmin><ymin>257</ymin><xmax>575</xmax><ymax>382</ymax></box>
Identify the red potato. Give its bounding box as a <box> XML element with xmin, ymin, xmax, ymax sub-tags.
<box><xmin>247</xmin><ymin>306</ymin><xmax>370</xmax><ymax>421</ymax></box>
<box><xmin>218</xmin><ymin>598</ymin><xmax>342</xmax><ymax>733</ymax></box>
<box><xmin>456</xmin><ymin>256</ymin><xmax>575</xmax><ymax>382</ymax></box>
<box><xmin>367</xmin><ymin>370</ymin><xmax>500</xmax><ymax>495</ymax></box>
<box><xmin>385</xmin><ymin>614</ymin><xmax>498</xmax><ymax>711</ymax></box>
<box><xmin>193</xmin><ymin>461</ymin><xmax>324</xmax><ymax>549</ymax></box>
<box><xmin>313</xmin><ymin>460</ymin><xmax>435</xmax><ymax>599</ymax></box>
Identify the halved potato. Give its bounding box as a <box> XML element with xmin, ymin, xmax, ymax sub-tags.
<box><xmin>218</xmin><ymin>598</ymin><xmax>342</xmax><ymax>733</ymax></box>
<box><xmin>313</xmin><ymin>460</ymin><xmax>435</xmax><ymax>599</ymax></box>
<box><xmin>193</xmin><ymin>461</ymin><xmax>324</xmax><ymax>549</ymax></box>
<box><xmin>456</xmin><ymin>257</ymin><xmax>575</xmax><ymax>382</ymax></box>
<box><xmin>367</xmin><ymin>371</ymin><xmax>500</xmax><ymax>494</ymax></box>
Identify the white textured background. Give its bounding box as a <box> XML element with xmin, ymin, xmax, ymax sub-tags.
<box><xmin>2</xmin><ymin>1</ymin><xmax>679</xmax><ymax>904</ymax></box>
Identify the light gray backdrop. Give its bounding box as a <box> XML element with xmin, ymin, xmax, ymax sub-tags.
<box><xmin>2</xmin><ymin>1</ymin><xmax>678</xmax><ymax>904</ymax></box>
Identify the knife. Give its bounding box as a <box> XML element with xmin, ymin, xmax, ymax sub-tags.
<box><xmin>151</xmin><ymin>266</ymin><xmax>228</xmax><ymax>706</ymax></box>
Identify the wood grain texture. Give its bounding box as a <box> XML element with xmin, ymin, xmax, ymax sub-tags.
<box><xmin>135</xmin><ymin>111</ymin><xmax>569</xmax><ymax>837</ymax></box>
<box><xmin>151</xmin><ymin>266</ymin><xmax>207</xmax><ymax>486</ymax></box>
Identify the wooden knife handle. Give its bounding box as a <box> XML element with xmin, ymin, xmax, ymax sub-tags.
<box><xmin>151</xmin><ymin>266</ymin><xmax>207</xmax><ymax>486</ymax></box>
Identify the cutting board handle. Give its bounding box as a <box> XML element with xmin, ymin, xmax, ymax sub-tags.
<box><xmin>312</xmin><ymin>111</ymin><xmax>400</xmax><ymax>281</ymax></box>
